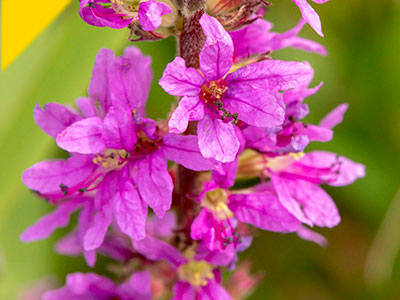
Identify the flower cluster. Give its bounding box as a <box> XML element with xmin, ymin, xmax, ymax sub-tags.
<box><xmin>22</xmin><ymin>1</ymin><xmax>365</xmax><ymax>299</ymax></box>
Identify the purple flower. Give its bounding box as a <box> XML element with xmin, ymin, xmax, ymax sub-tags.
<box><xmin>159</xmin><ymin>13</ymin><xmax>313</xmax><ymax>163</ymax></box>
<box><xmin>21</xmin><ymin>47</ymin><xmax>215</xmax><ymax>252</ymax></box>
<box><xmin>291</xmin><ymin>0</ymin><xmax>329</xmax><ymax>37</ymax></box>
<box><xmin>237</xmin><ymin>150</ymin><xmax>365</xmax><ymax>229</ymax></box>
<box><xmin>43</xmin><ymin>271</ymin><xmax>151</xmax><ymax>300</ymax></box>
<box><xmin>79</xmin><ymin>0</ymin><xmax>172</xmax><ymax>31</ymax></box>
<box><xmin>230</xmin><ymin>18</ymin><xmax>327</xmax><ymax>62</ymax></box>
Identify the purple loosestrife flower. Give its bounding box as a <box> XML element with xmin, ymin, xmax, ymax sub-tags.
<box><xmin>237</xmin><ymin>149</ymin><xmax>365</xmax><ymax>229</ymax></box>
<box><xmin>159</xmin><ymin>13</ymin><xmax>313</xmax><ymax>163</ymax></box>
<box><xmin>79</xmin><ymin>0</ymin><xmax>173</xmax><ymax>31</ymax></box>
<box><xmin>21</xmin><ymin>47</ymin><xmax>214</xmax><ymax>253</ymax></box>
<box><xmin>290</xmin><ymin>0</ymin><xmax>329</xmax><ymax>37</ymax></box>
<box><xmin>230</xmin><ymin>18</ymin><xmax>327</xmax><ymax>62</ymax></box>
<box><xmin>43</xmin><ymin>271</ymin><xmax>151</xmax><ymax>300</ymax></box>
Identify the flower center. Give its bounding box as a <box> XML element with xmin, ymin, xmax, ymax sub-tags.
<box><xmin>178</xmin><ymin>250</ymin><xmax>214</xmax><ymax>287</ymax></box>
<box><xmin>93</xmin><ymin>149</ymin><xmax>130</xmax><ymax>170</ymax></box>
<box><xmin>202</xmin><ymin>188</ymin><xmax>233</xmax><ymax>220</ymax></box>
<box><xmin>200</xmin><ymin>80</ymin><xmax>239</xmax><ymax>124</ymax></box>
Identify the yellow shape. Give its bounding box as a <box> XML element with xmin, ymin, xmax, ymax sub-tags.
<box><xmin>1</xmin><ymin>0</ymin><xmax>72</xmax><ymax>70</ymax></box>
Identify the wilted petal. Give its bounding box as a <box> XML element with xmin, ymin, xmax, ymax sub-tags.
<box><xmin>34</xmin><ymin>103</ymin><xmax>82</xmax><ymax>138</ymax></box>
<box><xmin>136</xmin><ymin>151</ymin><xmax>173</xmax><ymax>217</ymax></box>
<box><xmin>109</xmin><ymin>47</ymin><xmax>152</xmax><ymax>115</ymax></box>
<box><xmin>22</xmin><ymin>155</ymin><xmax>95</xmax><ymax>194</ymax></box>
<box><xmin>88</xmin><ymin>48</ymin><xmax>115</xmax><ymax>114</ymax></box>
<box><xmin>21</xmin><ymin>201</ymin><xmax>81</xmax><ymax>242</ymax></box>
<box><xmin>56</xmin><ymin>117</ymin><xmax>105</xmax><ymax>154</ymax></box>
<box><xmin>163</xmin><ymin>134</ymin><xmax>215</xmax><ymax>171</ymax></box>
<box><xmin>291</xmin><ymin>0</ymin><xmax>324</xmax><ymax>36</ymax></box>
<box><xmin>83</xmin><ymin>206</ymin><xmax>112</xmax><ymax>251</ymax></box>
<box><xmin>113</xmin><ymin>174</ymin><xmax>147</xmax><ymax>240</ymax></box>
<box><xmin>224</xmin><ymin>90</ymin><xmax>284</xmax><ymax>127</ymax></box>
<box><xmin>319</xmin><ymin>103</ymin><xmax>349</xmax><ymax>129</ymax></box>
<box><xmin>197</xmin><ymin>113</ymin><xmax>239</xmax><ymax>163</ymax></box>
<box><xmin>132</xmin><ymin>236</ymin><xmax>186</xmax><ymax>268</ymax></box>
<box><xmin>159</xmin><ymin>57</ymin><xmax>204</xmax><ymax>96</ymax></box>
<box><xmin>168</xmin><ymin>96</ymin><xmax>204</xmax><ymax>133</ymax></box>
<box><xmin>138</xmin><ymin>0</ymin><xmax>172</xmax><ymax>31</ymax></box>
<box><xmin>229</xmin><ymin>192</ymin><xmax>301</xmax><ymax>232</ymax></box>
<box><xmin>199</xmin><ymin>14</ymin><xmax>233</xmax><ymax>81</ymax></box>
<box><xmin>226</xmin><ymin>60</ymin><xmax>313</xmax><ymax>93</ymax></box>
<box><xmin>103</xmin><ymin>105</ymin><xmax>137</xmax><ymax>151</ymax></box>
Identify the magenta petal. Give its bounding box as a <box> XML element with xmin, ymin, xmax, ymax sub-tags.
<box><xmin>168</xmin><ymin>96</ymin><xmax>204</xmax><ymax>133</ymax></box>
<box><xmin>163</xmin><ymin>134</ymin><xmax>215</xmax><ymax>171</ymax></box>
<box><xmin>109</xmin><ymin>47</ymin><xmax>152</xmax><ymax>115</ymax></box>
<box><xmin>224</xmin><ymin>90</ymin><xmax>284</xmax><ymax>127</ymax></box>
<box><xmin>211</xmin><ymin>160</ymin><xmax>238</xmax><ymax>189</ymax></box>
<box><xmin>132</xmin><ymin>236</ymin><xmax>186</xmax><ymax>268</ymax></box>
<box><xmin>76</xmin><ymin>97</ymin><xmax>98</xmax><ymax>118</ymax></box>
<box><xmin>172</xmin><ymin>281</ymin><xmax>196</xmax><ymax>300</ymax></box>
<box><xmin>103</xmin><ymin>105</ymin><xmax>137</xmax><ymax>151</ymax></box>
<box><xmin>302</xmin><ymin>124</ymin><xmax>333</xmax><ymax>142</ymax></box>
<box><xmin>159</xmin><ymin>57</ymin><xmax>204</xmax><ymax>96</ymax></box>
<box><xmin>291</xmin><ymin>0</ymin><xmax>323</xmax><ymax>36</ymax></box>
<box><xmin>56</xmin><ymin>117</ymin><xmax>105</xmax><ymax>154</ymax></box>
<box><xmin>197</xmin><ymin>113</ymin><xmax>240</xmax><ymax>163</ymax></box>
<box><xmin>34</xmin><ymin>103</ymin><xmax>82</xmax><ymax>138</ymax></box>
<box><xmin>138</xmin><ymin>0</ymin><xmax>172</xmax><ymax>31</ymax></box>
<box><xmin>113</xmin><ymin>175</ymin><xmax>147</xmax><ymax>240</ymax></box>
<box><xmin>199</xmin><ymin>14</ymin><xmax>233</xmax><ymax>81</ymax></box>
<box><xmin>22</xmin><ymin>155</ymin><xmax>95</xmax><ymax>194</ymax></box>
<box><xmin>297</xmin><ymin>226</ymin><xmax>328</xmax><ymax>247</ymax></box>
<box><xmin>269</xmin><ymin>172</ymin><xmax>313</xmax><ymax>226</ymax></box>
<box><xmin>83</xmin><ymin>206</ymin><xmax>112</xmax><ymax>251</ymax></box>
<box><xmin>227</xmin><ymin>60</ymin><xmax>313</xmax><ymax>93</ymax></box>
<box><xmin>198</xmin><ymin>280</ymin><xmax>233</xmax><ymax>300</ymax></box>
<box><xmin>286</xmin><ymin>180</ymin><xmax>340</xmax><ymax>227</ymax></box>
<box><xmin>229</xmin><ymin>192</ymin><xmax>301</xmax><ymax>232</ymax></box>
<box><xmin>319</xmin><ymin>103</ymin><xmax>349</xmax><ymax>129</ymax></box>
<box><xmin>88</xmin><ymin>48</ymin><xmax>115</xmax><ymax>114</ymax></box>
<box><xmin>136</xmin><ymin>151</ymin><xmax>173</xmax><ymax>217</ymax></box>
<box><xmin>299</xmin><ymin>151</ymin><xmax>365</xmax><ymax>186</ymax></box>
<box><xmin>21</xmin><ymin>201</ymin><xmax>81</xmax><ymax>242</ymax></box>
<box><xmin>119</xmin><ymin>271</ymin><xmax>152</xmax><ymax>300</ymax></box>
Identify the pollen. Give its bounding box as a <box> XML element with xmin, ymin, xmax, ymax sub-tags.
<box><xmin>202</xmin><ymin>188</ymin><xmax>233</xmax><ymax>220</ymax></box>
<box><xmin>93</xmin><ymin>149</ymin><xmax>129</xmax><ymax>170</ymax></box>
<box><xmin>178</xmin><ymin>249</ymin><xmax>214</xmax><ymax>287</ymax></box>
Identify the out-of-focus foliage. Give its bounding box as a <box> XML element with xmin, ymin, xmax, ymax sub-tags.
<box><xmin>0</xmin><ymin>1</ymin><xmax>399</xmax><ymax>299</ymax></box>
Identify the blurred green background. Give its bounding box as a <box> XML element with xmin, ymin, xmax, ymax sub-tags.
<box><xmin>1</xmin><ymin>0</ymin><xmax>400</xmax><ymax>299</ymax></box>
